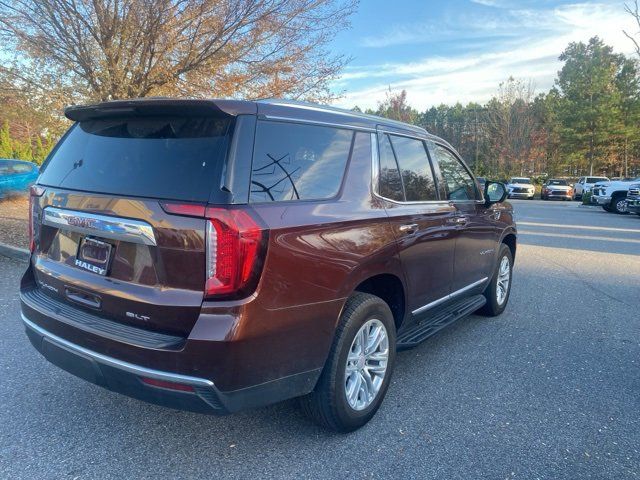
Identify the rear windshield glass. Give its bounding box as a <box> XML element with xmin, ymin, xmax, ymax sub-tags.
<box><xmin>39</xmin><ymin>117</ymin><xmax>231</xmax><ymax>202</ymax></box>
<box><xmin>586</xmin><ymin>177</ymin><xmax>608</xmax><ymax>183</ymax></box>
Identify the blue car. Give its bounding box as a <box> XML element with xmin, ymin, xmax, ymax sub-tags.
<box><xmin>0</xmin><ymin>159</ymin><xmax>39</xmax><ymax>198</ymax></box>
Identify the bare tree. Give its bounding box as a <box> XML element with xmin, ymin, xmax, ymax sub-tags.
<box><xmin>0</xmin><ymin>0</ymin><xmax>357</xmax><ymax>103</ymax></box>
<box><xmin>624</xmin><ymin>0</ymin><xmax>640</xmax><ymax>58</ymax></box>
<box><xmin>486</xmin><ymin>77</ymin><xmax>538</xmax><ymax>176</ymax></box>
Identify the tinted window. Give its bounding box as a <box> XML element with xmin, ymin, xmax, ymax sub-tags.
<box><xmin>377</xmin><ymin>134</ymin><xmax>403</xmax><ymax>201</ymax></box>
<box><xmin>250</xmin><ymin>121</ymin><xmax>353</xmax><ymax>202</ymax></box>
<box><xmin>434</xmin><ymin>145</ymin><xmax>478</xmax><ymax>201</ymax></box>
<box><xmin>510</xmin><ymin>178</ymin><xmax>531</xmax><ymax>184</ymax></box>
<box><xmin>548</xmin><ymin>179</ymin><xmax>567</xmax><ymax>185</ymax></box>
<box><xmin>39</xmin><ymin>117</ymin><xmax>231</xmax><ymax>202</ymax></box>
<box><xmin>389</xmin><ymin>135</ymin><xmax>436</xmax><ymax>201</ymax></box>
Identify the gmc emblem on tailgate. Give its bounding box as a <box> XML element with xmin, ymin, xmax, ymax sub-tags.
<box><xmin>67</xmin><ymin>216</ymin><xmax>96</xmax><ymax>228</ymax></box>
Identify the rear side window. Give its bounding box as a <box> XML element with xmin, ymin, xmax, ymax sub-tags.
<box><xmin>433</xmin><ymin>144</ymin><xmax>478</xmax><ymax>201</ymax></box>
<box><xmin>377</xmin><ymin>134</ymin><xmax>404</xmax><ymax>201</ymax></box>
<box><xmin>250</xmin><ymin>121</ymin><xmax>353</xmax><ymax>202</ymax></box>
<box><xmin>389</xmin><ymin>135</ymin><xmax>437</xmax><ymax>201</ymax></box>
<box><xmin>39</xmin><ymin>117</ymin><xmax>231</xmax><ymax>202</ymax></box>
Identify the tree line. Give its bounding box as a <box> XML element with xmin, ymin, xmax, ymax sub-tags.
<box><xmin>365</xmin><ymin>36</ymin><xmax>640</xmax><ymax>179</ymax></box>
<box><xmin>0</xmin><ymin>0</ymin><xmax>638</xmax><ymax>179</ymax></box>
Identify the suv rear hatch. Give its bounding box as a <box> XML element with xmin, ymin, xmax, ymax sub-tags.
<box><xmin>27</xmin><ymin>100</ymin><xmax>260</xmax><ymax>338</ymax></box>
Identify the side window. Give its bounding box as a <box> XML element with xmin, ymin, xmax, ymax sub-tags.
<box><xmin>433</xmin><ymin>145</ymin><xmax>478</xmax><ymax>201</ymax></box>
<box><xmin>250</xmin><ymin>121</ymin><xmax>353</xmax><ymax>202</ymax></box>
<box><xmin>13</xmin><ymin>163</ymin><xmax>32</xmax><ymax>173</ymax></box>
<box><xmin>378</xmin><ymin>134</ymin><xmax>404</xmax><ymax>201</ymax></box>
<box><xmin>389</xmin><ymin>135</ymin><xmax>437</xmax><ymax>201</ymax></box>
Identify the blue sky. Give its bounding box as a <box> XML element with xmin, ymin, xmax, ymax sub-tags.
<box><xmin>329</xmin><ymin>0</ymin><xmax>638</xmax><ymax>109</ymax></box>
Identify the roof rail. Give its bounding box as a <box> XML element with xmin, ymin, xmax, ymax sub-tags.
<box><xmin>257</xmin><ymin>98</ymin><xmax>427</xmax><ymax>135</ymax></box>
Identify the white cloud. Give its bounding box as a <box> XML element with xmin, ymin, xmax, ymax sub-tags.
<box><xmin>334</xmin><ymin>2</ymin><xmax>638</xmax><ymax>109</ymax></box>
<box><xmin>470</xmin><ymin>0</ymin><xmax>502</xmax><ymax>6</ymax></box>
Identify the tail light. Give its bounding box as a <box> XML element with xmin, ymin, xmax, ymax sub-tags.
<box><xmin>161</xmin><ymin>203</ymin><xmax>267</xmax><ymax>299</ymax></box>
<box><xmin>28</xmin><ymin>185</ymin><xmax>45</xmax><ymax>253</ymax></box>
<box><xmin>204</xmin><ymin>208</ymin><xmax>264</xmax><ymax>297</ymax></box>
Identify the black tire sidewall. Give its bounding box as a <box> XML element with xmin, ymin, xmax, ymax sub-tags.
<box><xmin>484</xmin><ymin>244</ymin><xmax>513</xmax><ymax>316</ymax></box>
<box><xmin>330</xmin><ymin>297</ymin><xmax>396</xmax><ymax>430</ymax></box>
<box><xmin>612</xmin><ymin>195</ymin><xmax>628</xmax><ymax>214</ymax></box>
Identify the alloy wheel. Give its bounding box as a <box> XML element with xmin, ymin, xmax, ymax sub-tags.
<box><xmin>344</xmin><ymin>319</ymin><xmax>389</xmax><ymax>411</ymax></box>
<box><xmin>496</xmin><ymin>255</ymin><xmax>511</xmax><ymax>306</ymax></box>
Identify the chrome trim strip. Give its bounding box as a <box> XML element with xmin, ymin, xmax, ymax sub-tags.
<box><xmin>412</xmin><ymin>277</ymin><xmax>489</xmax><ymax>316</ymax></box>
<box><xmin>376</xmin><ymin>128</ymin><xmax>428</xmax><ymax>140</ymax></box>
<box><xmin>22</xmin><ymin>314</ymin><xmax>214</xmax><ymax>387</ymax></box>
<box><xmin>42</xmin><ymin>207</ymin><xmax>156</xmax><ymax>246</ymax></box>
<box><xmin>260</xmin><ymin>115</ymin><xmax>376</xmax><ymax>132</ymax></box>
<box><xmin>370</xmin><ymin>132</ymin><xmax>452</xmax><ymax>207</ymax></box>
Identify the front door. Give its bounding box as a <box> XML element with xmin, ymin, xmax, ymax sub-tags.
<box><xmin>376</xmin><ymin>131</ymin><xmax>457</xmax><ymax>313</ymax></box>
<box><xmin>429</xmin><ymin>142</ymin><xmax>497</xmax><ymax>292</ymax></box>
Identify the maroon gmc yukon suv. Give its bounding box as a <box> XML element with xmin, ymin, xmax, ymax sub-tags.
<box><xmin>21</xmin><ymin>98</ymin><xmax>516</xmax><ymax>431</ymax></box>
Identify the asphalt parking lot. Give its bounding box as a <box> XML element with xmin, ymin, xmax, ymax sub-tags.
<box><xmin>1</xmin><ymin>200</ymin><xmax>639</xmax><ymax>479</ymax></box>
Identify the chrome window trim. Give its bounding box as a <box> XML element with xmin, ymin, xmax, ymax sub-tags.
<box><xmin>370</xmin><ymin>132</ymin><xmax>450</xmax><ymax>206</ymax></box>
<box><xmin>259</xmin><ymin>115</ymin><xmax>376</xmax><ymax>133</ymax></box>
<box><xmin>412</xmin><ymin>277</ymin><xmax>489</xmax><ymax>316</ymax></box>
<box><xmin>22</xmin><ymin>314</ymin><xmax>214</xmax><ymax>387</ymax></box>
<box><xmin>376</xmin><ymin>128</ymin><xmax>428</xmax><ymax>140</ymax></box>
<box><xmin>42</xmin><ymin>207</ymin><xmax>157</xmax><ymax>246</ymax></box>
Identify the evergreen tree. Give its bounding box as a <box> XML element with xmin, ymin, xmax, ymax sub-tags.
<box><xmin>555</xmin><ymin>37</ymin><xmax>624</xmax><ymax>175</ymax></box>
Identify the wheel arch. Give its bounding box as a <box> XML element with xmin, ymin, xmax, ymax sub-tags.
<box><xmin>501</xmin><ymin>231</ymin><xmax>517</xmax><ymax>261</ymax></box>
<box><xmin>352</xmin><ymin>273</ymin><xmax>406</xmax><ymax>330</ymax></box>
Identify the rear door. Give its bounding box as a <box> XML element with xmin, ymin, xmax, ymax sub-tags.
<box><xmin>31</xmin><ymin>113</ymin><xmax>235</xmax><ymax>336</ymax></box>
<box><xmin>375</xmin><ymin>130</ymin><xmax>456</xmax><ymax>313</ymax></box>
<box><xmin>429</xmin><ymin>142</ymin><xmax>497</xmax><ymax>292</ymax></box>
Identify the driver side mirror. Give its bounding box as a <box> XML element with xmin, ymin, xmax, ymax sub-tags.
<box><xmin>485</xmin><ymin>181</ymin><xmax>507</xmax><ymax>205</ymax></box>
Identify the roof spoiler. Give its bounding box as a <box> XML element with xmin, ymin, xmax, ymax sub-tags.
<box><xmin>65</xmin><ymin>98</ymin><xmax>257</xmax><ymax>122</ymax></box>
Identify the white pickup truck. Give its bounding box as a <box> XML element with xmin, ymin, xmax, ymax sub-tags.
<box><xmin>573</xmin><ymin>176</ymin><xmax>609</xmax><ymax>200</ymax></box>
<box><xmin>591</xmin><ymin>177</ymin><xmax>640</xmax><ymax>214</ymax></box>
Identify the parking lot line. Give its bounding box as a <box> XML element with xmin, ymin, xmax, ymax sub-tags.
<box><xmin>518</xmin><ymin>230</ymin><xmax>640</xmax><ymax>244</ymax></box>
<box><xmin>518</xmin><ymin>221</ymin><xmax>640</xmax><ymax>234</ymax></box>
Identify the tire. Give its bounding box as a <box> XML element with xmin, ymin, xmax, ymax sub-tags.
<box><xmin>299</xmin><ymin>292</ymin><xmax>396</xmax><ymax>432</ymax></box>
<box><xmin>602</xmin><ymin>205</ymin><xmax>612</xmax><ymax>212</ymax></box>
<box><xmin>612</xmin><ymin>194</ymin><xmax>628</xmax><ymax>215</ymax></box>
<box><xmin>477</xmin><ymin>243</ymin><xmax>513</xmax><ymax>317</ymax></box>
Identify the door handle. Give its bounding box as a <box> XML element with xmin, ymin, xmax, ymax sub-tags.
<box><xmin>447</xmin><ymin>216</ymin><xmax>468</xmax><ymax>226</ymax></box>
<box><xmin>399</xmin><ymin>223</ymin><xmax>419</xmax><ymax>234</ymax></box>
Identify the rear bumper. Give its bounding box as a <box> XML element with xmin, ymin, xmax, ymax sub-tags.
<box><xmin>21</xmin><ymin>296</ymin><xmax>322</xmax><ymax>415</ymax></box>
<box><xmin>23</xmin><ymin>314</ymin><xmax>227</xmax><ymax>413</ymax></box>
